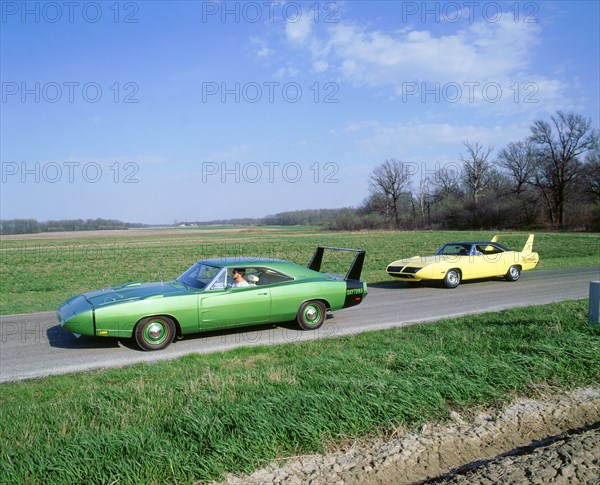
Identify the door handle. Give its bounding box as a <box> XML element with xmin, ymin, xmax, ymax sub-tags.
<box><xmin>257</xmin><ymin>292</ymin><xmax>268</xmax><ymax>296</ymax></box>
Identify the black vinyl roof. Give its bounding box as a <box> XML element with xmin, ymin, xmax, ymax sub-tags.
<box><xmin>442</xmin><ymin>242</ymin><xmax>511</xmax><ymax>251</ymax></box>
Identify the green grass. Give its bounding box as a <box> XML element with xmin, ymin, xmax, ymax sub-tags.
<box><xmin>1</xmin><ymin>229</ymin><xmax>598</xmax><ymax>314</ymax></box>
<box><xmin>1</xmin><ymin>300</ymin><xmax>598</xmax><ymax>484</ymax></box>
<box><xmin>150</xmin><ymin>225</ymin><xmax>322</xmax><ymax>231</ymax></box>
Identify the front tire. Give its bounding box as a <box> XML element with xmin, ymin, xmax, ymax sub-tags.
<box><xmin>505</xmin><ymin>265</ymin><xmax>521</xmax><ymax>282</ymax></box>
<box><xmin>297</xmin><ymin>301</ymin><xmax>327</xmax><ymax>330</ymax></box>
<box><xmin>135</xmin><ymin>316</ymin><xmax>175</xmax><ymax>351</ymax></box>
<box><xmin>444</xmin><ymin>269</ymin><xmax>461</xmax><ymax>289</ymax></box>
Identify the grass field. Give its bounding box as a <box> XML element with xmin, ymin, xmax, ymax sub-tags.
<box><xmin>1</xmin><ymin>299</ymin><xmax>598</xmax><ymax>484</ymax></box>
<box><xmin>1</xmin><ymin>228</ymin><xmax>598</xmax><ymax>315</ymax></box>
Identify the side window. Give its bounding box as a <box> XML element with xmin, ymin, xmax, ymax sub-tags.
<box><xmin>253</xmin><ymin>267</ymin><xmax>294</xmax><ymax>286</ymax></box>
<box><xmin>484</xmin><ymin>245</ymin><xmax>503</xmax><ymax>255</ymax></box>
<box><xmin>456</xmin><ymin>245</ymin><xmax>469</xmax><ymax>256</ymax></box>
<box><xmin>242</xmin><ymin>267</ymin><xmax>259</xmax><ymax>286</ymax></box>
<box><xmin>471</xmin><ymin>245</ymin><xmax>484</xmax><ymax>256</ymax></box>
<box><xmin>207</xmin><ymin>268</ymin><xmax>227</xmax><ymax>290</ymax></box>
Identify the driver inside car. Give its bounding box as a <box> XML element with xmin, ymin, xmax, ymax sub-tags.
<box><xmin>231</xmin><ymin>268</ymin><xmax>249</xmax><ymax>288</ymax></box>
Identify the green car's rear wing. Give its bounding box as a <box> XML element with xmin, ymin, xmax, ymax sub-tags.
<box><xmin>308</xmin><ymin>246</ymin><xmax>366</xmax><ymax>280</ymax></box>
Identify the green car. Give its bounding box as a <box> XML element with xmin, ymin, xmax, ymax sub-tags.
<box><xmin>57</xmin><ymin>247</ymin><xmax>367</xmax><ymax>351</ymax></box>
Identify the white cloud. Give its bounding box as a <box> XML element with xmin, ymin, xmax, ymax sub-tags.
<box><xmin>285</xmin><ymin>14</ymin><xmax>313</xmax><ymax>44</ymax></box>
<box><xmin>249</xmin><ymin>36</ymin><xmax>273</xmax><ymax>58</ymax></box>
<box><xmin>257</xmin><ymin>46</ymin><xmax>272</xmax><ymax>58</ymax></box>
<box><xmin>274</xmin><ymin>66</ymin><xmax>300</xmax><ymax>79</ymax></box>
<box><xmin>57</xmin><ymin>155</ymin><xmax>167</xmax><ymax>166</ymax></box>
<box><xmin>204</xmin><ymin>144</ymin><xmax>253</xmax><ymax>161</ymax></box>
<box><xmin>314</xmin><ymin>19</ymin><xmax>540</xmax><ymax>86</ymax></box>
<box><xmin>337</xmin><ymin>120</ymin><xmax>532</xmax><ymax>160</ymax></box>
<box><xmin>312</xmin><ymin>60</ymin><xmax>328</xmax><ymax>73</ymax></box>
<box><xmin>278</xmin><ymin>15</ymin><xmax>570</xmax><ymax>115</ymax></box>
<box><xmin>288</xmin><ymin>18</ymin><xmax>529</xmax><ymax>81</ymax></box>
<box><xmin>343</xmin><ymin>120</ymin><xmax>381</xmax><ymax>133</ymax></box>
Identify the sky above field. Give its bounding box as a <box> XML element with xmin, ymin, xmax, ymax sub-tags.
<box><xmin>1</xmin><ymin>1</ymin><xmax>599</xmax><ymax>224</ymax></box>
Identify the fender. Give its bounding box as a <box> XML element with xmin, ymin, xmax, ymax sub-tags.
<box><xmin>344</xmin><ymin>278</ymin><xmax>366</xmax><ymax>308</ymax></box>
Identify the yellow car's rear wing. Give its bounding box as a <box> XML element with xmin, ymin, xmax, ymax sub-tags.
<box><xmin>487</xmin><ymin>234</ymin><xmax>535</xmax><ymax>255</ymax></box>
<box><xmin>485</xmin><ymin>235</ymin><xmax>499</xmax><ymax>252</ymax></box>
<box><xmin>522</xmin><ymin>234</ymin><xmax>535</xmax><ymax>255</ymax></box>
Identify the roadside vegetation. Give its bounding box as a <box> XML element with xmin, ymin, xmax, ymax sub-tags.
<box><xmin>0</xmin><ymin>217</ymin><xmax>142</xmax><ymax>235</ymax></box>
<box><xmin>334</xmin><ymin>111</ymin><xmax>600</xmax><ymax>232</ymax></box>
<box><xmin>1</xmin><ymin>300</ymin><xmax>599</xmax><ymax>484</ymax></box>
<box><xmin>1</xmin><ymin>228</ymin><xmax>598</xmax><ymax>315</ymax></box>
<box><xmin>2</xmin><ymin>112</ymin><xmax>598</xmax><ymax>236</ymax></box>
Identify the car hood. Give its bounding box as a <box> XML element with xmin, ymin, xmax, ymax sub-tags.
<box><xmin>389</xmin><ymin>255</ymin><xmax>457</xmax><ymax>268</ymax></box>
<box><xmin>83</xmin><ymin>281</ymin><xmax>190</xmax><ymax>308</ymax></box>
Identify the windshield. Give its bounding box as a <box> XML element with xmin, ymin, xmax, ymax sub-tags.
<box><xmin>435</xmin><ymin>244</ymin><xmax>470</xmax><ymax>256</ymax></box>
<box><xmin>176</xmin><ymin>262</ymin><xmax>222</xmax><ymax>289</ymax></box>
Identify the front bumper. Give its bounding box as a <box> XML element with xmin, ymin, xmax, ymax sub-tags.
<box><xmin>57</xmin><ymin>295</ymin><xmax>95</xmax><ymax>336</ymax></box>
<box><xmin>387</xmin><ymin>265</ymin><xmax>425</xmax><ymax>280</ymax></box>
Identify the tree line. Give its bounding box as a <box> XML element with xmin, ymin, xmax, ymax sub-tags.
<box><xmin>3</xmin><ymin>111</ymin><xmax>597</xmax><ymax>234</ymax></box>
<box><xmin>0</xmin><ymin>218</ymin><xmax>143</xmax><ymax>235</ymax></box>
<box><xmin>334</xmin><ymin>111</ymin><xmax>599</xmax><ymax>231</ymax></box>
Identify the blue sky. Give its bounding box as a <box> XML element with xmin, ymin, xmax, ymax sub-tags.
<box><xmin>1</xmin><ymin>0</ymin><xmax>598</xmax><ymax>224</ymax></box>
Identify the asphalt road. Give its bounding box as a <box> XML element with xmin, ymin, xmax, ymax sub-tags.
<box><xmin>1</xmin><ymin>266</ymin><xmax>598</xmax><ymax>383</ymax></box>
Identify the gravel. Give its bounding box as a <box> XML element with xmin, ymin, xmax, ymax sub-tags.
<box><xmin>216</xmin><ymin>387</ymin><xmax>600</xmax><ymax>485</ymax></box>
<box><xmin>431</xmin><ymin>425</ymin><xmax>599</xmax><ymax>484</ymax></box>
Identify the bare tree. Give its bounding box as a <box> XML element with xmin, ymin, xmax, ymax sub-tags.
<box><xmin>496</xmin><ymin>140</ymin><xmax>537</xmax><ymax>197</ymax></box>
<box><xmin>581</xmin><ymin>147</ymin><xmax>600</xmax><ymax>203</ymax></box>
<box><xmin>529</xmin><ymin>111</ymin><xmax>599</xmax><ymax>227</ymax></box>
<box><xmin>496</xmin><ymin>139</ymin><xmax>539</xmax><ymax>224</ymax></box>
<box><xmin>431</xmin><ymin>165</ymin><xmax>462</xmax><ymax>197</ymax></box>
<box><xmin>417</xmin><ymin>177</ymin><xmax>434</xmax><ymax>226</ymax></box>
<box><xmin>461</xmin><ymin>141</ymin><xmax>493</xmax><ymax>205</ymax></box>
<box><xmin>368</xmin><ymin>159</ymin><xmax>412</xmax><ymax>229</ymax></box>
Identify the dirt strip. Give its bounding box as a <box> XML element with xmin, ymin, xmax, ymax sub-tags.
<box><xmin>426</xmin><ymin>424</ymin><xmax>599</xmax><ymax>484</ymax></box>
<box><xmin>217</xmin><ymin>387</ymin><xmax>600</xmax><ymax>485</ymax></box>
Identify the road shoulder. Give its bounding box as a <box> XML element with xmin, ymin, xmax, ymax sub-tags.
<box><xmin>216</xmin><ymin>386</ymin><xmax>600</xmax><ymax>485</ymax></box>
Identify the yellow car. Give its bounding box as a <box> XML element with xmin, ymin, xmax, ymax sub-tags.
<box><xmin>386</xmin><ymin>235</ymin><xmax>539</xmax><ymax>288</ymax></box>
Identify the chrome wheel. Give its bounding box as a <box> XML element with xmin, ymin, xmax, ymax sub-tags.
<box><xmin>147</xmin><ymin>322</ymin><xmax>166</xmax><ymax>341</ymax></box>
<box><xmin>135</xmin><ymin>316</ymin><xmax>175</xmax><ymax>351</ymax></box>
<box><xmin>297</xmin><ymin>301</ymin><xmax>327</xmax><ymax>330</ymax></box>
<box><xmin>304</xmin><ymin>305</ymin><xmax>319</xmax><ymax>322</ymax></box>
<box><xmin>444</xmin><ymin>269</ymin><xmax>461</xmax><ymax>289</ymax></box>
<box><xmin>505</xmin><ymin>265</ymin><xmax>521</xmax><ymax>282</ymax></box>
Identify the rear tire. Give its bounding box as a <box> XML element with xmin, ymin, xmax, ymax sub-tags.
<box><xmin>297</xmin><ymin>301</ymin><xmax>326</xmax><ymax>330</ymax></box>
<box><xmin>444</xmin><ymin>269</ymin><xmax>461</xmax><ymax>289</ymax></box>
<box><xmin>135</xmin><ymin>316</ymin><xmax>175</xmax><ymax>351</ymax></box>
<box><xmin>505</xmin><ymin>265</ymin><xmax>521</xmax><ymax>282</ymax></box>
